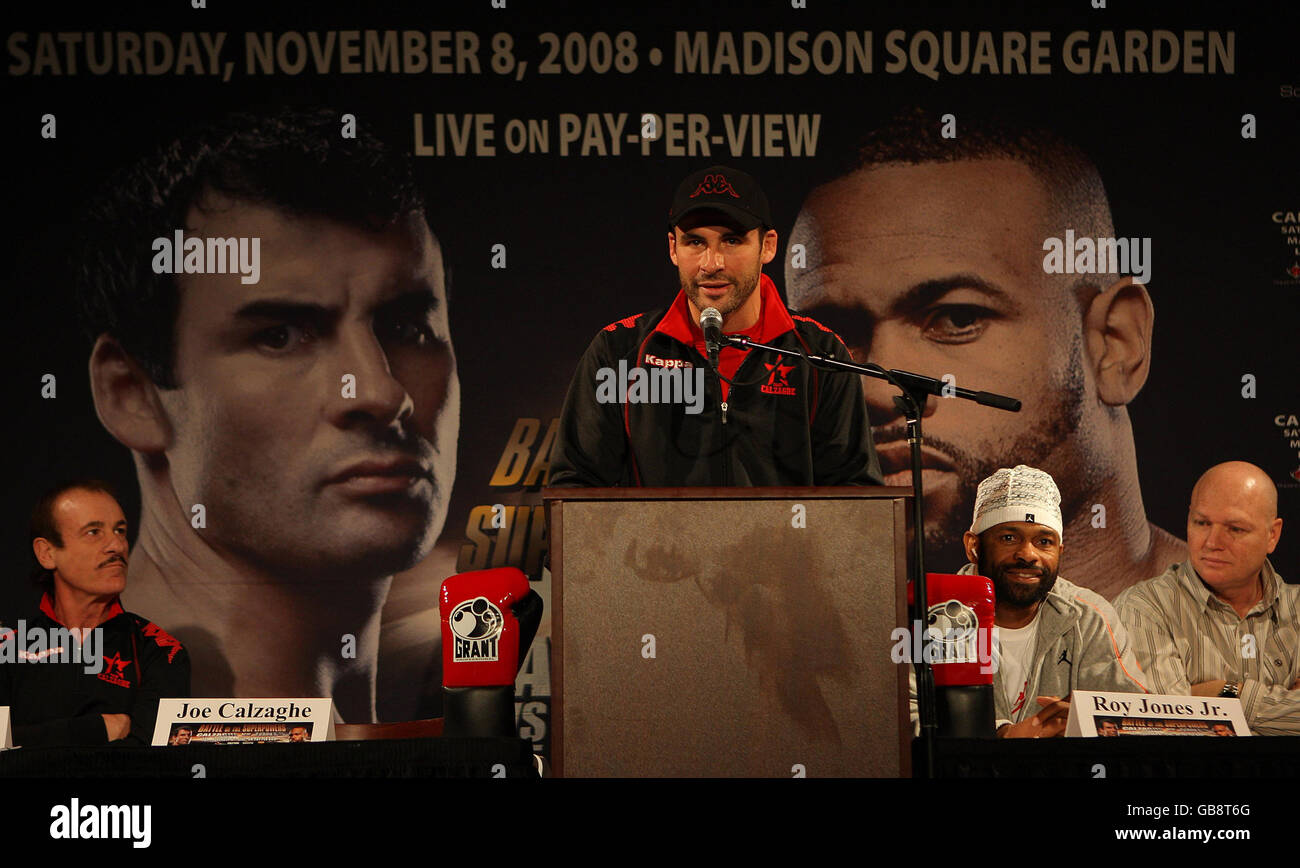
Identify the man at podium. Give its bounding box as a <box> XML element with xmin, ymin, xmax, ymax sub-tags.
<box><xmin>550</xmin><ymin>165</ymin><xmax>881</xmax><ymax>488</ymax></box>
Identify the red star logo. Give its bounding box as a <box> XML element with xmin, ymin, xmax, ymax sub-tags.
<box><xmin>764</xmin><ymin>363</ymin><xmax>795</xmax><ymax>387</ymax></box>
<box><xmin>103</xmin><ymin>652</ymin><xmax>131</xmax><ymax>677</ymax></box>
<box><xmin>1287</xmin><ymin>263</ymin><xmax>1300</xmax><ymax>279</ymax></box>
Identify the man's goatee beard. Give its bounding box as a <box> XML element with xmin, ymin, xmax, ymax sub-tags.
<box><xmin>981</xmin><ymin>552</ymin><xmax>1058</xmax><ymax>609</ymax></box>
<box><xmin>685</xmin><ymin>274</ymin><xmax>759</xmax><ymax>318</ymax></box>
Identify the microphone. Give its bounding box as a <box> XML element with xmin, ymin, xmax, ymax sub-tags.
<box><xmin>700</xmin><ymin>307</ymin><xmax>723</xmax><ymax>369</ymax></box>
<box><xmin>974</xmin><ymin>391</ymin><xmax>1022</xmax><ymax>412</ymax></box>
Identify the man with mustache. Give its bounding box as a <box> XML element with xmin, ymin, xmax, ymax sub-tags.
<box><xmin>0</xmin><ymin>481</ymin><xmax>189</xmax><ymax>746</ymax></box>
<box><xmin>952</xmin><ymin>465</ymin><xmax>1146</xmax><ymax>737</ymax></box>
<box><xmin>786</xmin><ymin>109</ymin><xmax>1185</xmax><ymax>599</ymax></box>
<box><xmin>75</xmin><ymin>109</ymin><xmax>459</xmax><ymax>722</ymax></box>
<box><xmin>550</xmin><ymin>165</ymin><xmax>880</xmax><ymax>487</ymax></box>
<box><xmin>1116</xmin><ymin>461</ymin><xmax>1298</xmax><ymax>735</ymax></box>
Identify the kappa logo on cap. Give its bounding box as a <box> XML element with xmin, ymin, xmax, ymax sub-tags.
<box><xmin>450</xmin><ymin>596</ymin><xmax>503</xmax><ymax>662</ymax></box>
<box><xmin>689</xmin><ymin>173</ymin><xmax>740</xmax><ymax>199</ymax></box>
<box><xmin>1025</xmin><ymin>513</ymin><xmax>1035</xmax><ymax>522</ymax></box>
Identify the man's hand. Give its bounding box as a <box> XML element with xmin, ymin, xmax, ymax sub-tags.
<box><xmin>101</xmin><ymin>713</ymin><xmax>131</xmax><ymax>742</ymax></box>
<box><xmin>997</xmin><ymin>696</ymin><xmax>1070</xmax><ymax>739</ymax></box>
<box><xmin>1190</xmin><ymin>680</ymin><xmax>1227</xmax><ymax>697</ymax></box>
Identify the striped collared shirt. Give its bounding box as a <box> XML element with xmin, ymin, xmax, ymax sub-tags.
<box><xmin>1115</xmin><ymin>559</ymin><xmax>1300</xmax><ymax>735</ymax></box>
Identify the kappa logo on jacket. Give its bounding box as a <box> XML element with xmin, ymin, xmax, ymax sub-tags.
<box><xmin>760</xmin><ymin>362</ymin><xmax>797</xmax><ymax>396</ymax></box>
<box><xmin>645</xmin><ymin>353</ymin><xmax>693</xmax><ymax>369</ymax></box>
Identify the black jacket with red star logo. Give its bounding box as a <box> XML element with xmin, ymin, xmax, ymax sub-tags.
<box><xmin>0</xmin><ymin>592</ymin><xmax>190</xmax><ymax>747</ymax></box>
<box><xmin>550</xmin><ymin>274</ymin><xmax>882</xmax><ymax>487</ymax></box>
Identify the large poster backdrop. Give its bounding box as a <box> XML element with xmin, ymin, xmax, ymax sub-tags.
<box><xmin>5</xmin><ymin>0</ymin><xmax>1297</xmax><ymax>761</ymax></box>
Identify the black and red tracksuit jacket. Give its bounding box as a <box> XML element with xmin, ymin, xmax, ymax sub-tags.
<box><xmin>549</xmin><ymin>275</ymin><xmax>882</xmax><ymax>487</ymax></box>
<box><xmin>0</xmin><ymin>592</ymin><xmax>190</xmax><ymax>747</ymax></box>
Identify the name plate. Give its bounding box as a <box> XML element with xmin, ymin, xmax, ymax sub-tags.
<box><xmin>151</xmin><ymin>698</ymin><xmax>335</xmax><ymax>746</ymax></box>
<box><xmin>0</xmin><ymin>706</ymin><xmax>10</xmax><ymax>750</ymax></box>
<box><xmin>1067</xmin><ymin>690</ymin><xmax>1251</xmax><ymax>737</ymax></box>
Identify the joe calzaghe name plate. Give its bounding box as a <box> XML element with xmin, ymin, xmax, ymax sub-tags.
<box><xmin>151</xmin><ymin>698</ymin><xmax>334</xmax><ymax>745</ymax></box>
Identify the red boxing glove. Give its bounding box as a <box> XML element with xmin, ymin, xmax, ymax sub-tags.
<box><xmin>440</xmin><ymin>567</ymin><xmax>531</xmax><ymax>689</ymax></box>
<box><xmin>908</xmin><ymin>573</ymin><xmax>996</xmax><ymax>687</ymax></box>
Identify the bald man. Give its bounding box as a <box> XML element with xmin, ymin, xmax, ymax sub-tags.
<box><xmin>1115</xmin><ymin>462</ymin><xmax>1297</xmax><ymax>735</ymax></box>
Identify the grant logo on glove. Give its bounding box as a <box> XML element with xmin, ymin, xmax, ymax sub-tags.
<box><xmin>925</xmin><ymin>599</ymin><xmax>981</xmax><ymax>664</ymax></box>
<box><xmin>450</xmin><ymin>597</ymin><xmax>504</xmax><ymax>662</ymax></box>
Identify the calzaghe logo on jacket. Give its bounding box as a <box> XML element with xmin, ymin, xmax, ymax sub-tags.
<box><xmin>450</xmin><ymin>597</ymin><xmax>504</xmax><ymax>662</ymax></box>
<box><xmin>760</xmin><ymin>362</ymin><xmax>797</xmax><ymax>396</ymax></box>
<box><xmin>97</xmin><ymin>652</ymin><xmax>133</xmax><ymax>688</ymax></box>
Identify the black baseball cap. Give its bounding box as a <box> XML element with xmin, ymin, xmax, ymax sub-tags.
<box><xmin>668</xmin><ymin>165</ymin><xmax>773</xmax><ymax>232</ymax></box>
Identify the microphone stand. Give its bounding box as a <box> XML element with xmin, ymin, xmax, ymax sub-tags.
<box><xmin>722</xmin><ymin>333</ymin><xmax>1020</xmax><ymax>778</ymax></box>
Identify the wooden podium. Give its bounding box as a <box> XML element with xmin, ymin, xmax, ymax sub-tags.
<box><xmin>544</xmin><ymin>486</ymin><xmax>911</xmax><ymax>778</ymax></box>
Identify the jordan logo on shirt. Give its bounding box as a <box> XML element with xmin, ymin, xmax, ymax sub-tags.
<box><xmin>1010</xmin><ymin>681</ymin><xmax>1028</xmax><ymax>716</ymax></box>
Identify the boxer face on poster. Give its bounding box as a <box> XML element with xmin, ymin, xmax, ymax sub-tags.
<box><xmin>77</xmin><ymin>110</ymin><xmax>459</xmax><ymax>722</ymax></box>
<box><xmin>149</xmin><ymin>200</ymin><xmax>455</xmax><ymax>583</ymax></box>
<box><xmin>787</xmin><ymin>117</ymin><xmax>1184</xmax><ymax>599</ymax></box>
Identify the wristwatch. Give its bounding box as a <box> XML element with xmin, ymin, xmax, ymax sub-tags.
<box><xmin>1219</xmin><ymin>681</ymin><xmax>1242</xmax><ymax>699</ymax></box>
